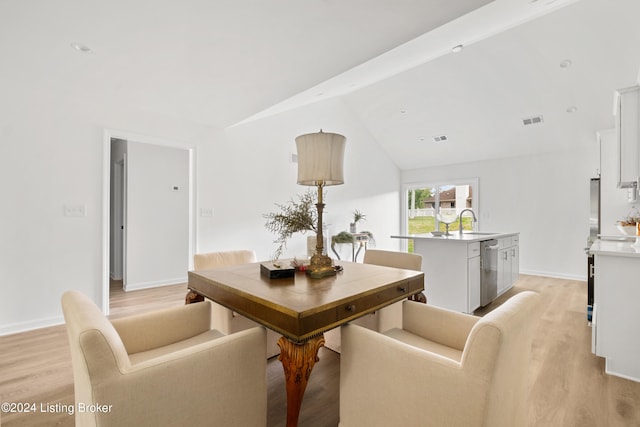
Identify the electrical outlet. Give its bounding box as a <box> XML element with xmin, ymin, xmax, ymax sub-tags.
<box><xmin>64</xmin><ymin>204</ymin><xmax>87</xmax><ymax>217</ymax></box>
<box><xmin>200</xmin><ymin>207</ymin><xmax>214</xmax><ymax>217</ymax></box>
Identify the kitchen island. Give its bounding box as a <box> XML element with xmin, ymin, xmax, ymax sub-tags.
<box><xmin>392</xmin><ymin>232</ymin><xmax>519</xmax><ymax>313</ymax></box>
<box><xmin>589</xmin><ymin>238</ymin><xmax>640</xmax><ymax>382</ymax></box>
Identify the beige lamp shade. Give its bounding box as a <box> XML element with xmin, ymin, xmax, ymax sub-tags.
<box><xmin>296</xmin><ymin>131</ymin><xmax>346</xmax><ymax>186</ymax></box>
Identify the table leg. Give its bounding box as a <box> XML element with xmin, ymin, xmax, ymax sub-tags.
<box><xmin>409</xmin><ymin>291</ymin><xmax>427</xmax><ymax>304</ymax></box>
<box><xmin>185</xmin><ymin>290</ymin><xmax>204</xmax><ymax>304</ymax></box>
<box><xmin>277</xmin><ymin>334</ymin><xmax>325</xmax><ymax>427</ymax></box>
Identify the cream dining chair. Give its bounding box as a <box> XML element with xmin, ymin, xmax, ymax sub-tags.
<box><xmin>339</xmin><ymin>291</ymin><xmax>541</xmax><ymax>427</ymax></box>
<box><xmin>354</xmin><ymin>249</ymin><xmax>423</xmax><ymax>332</ymax></box>
<box><xmin>324</xmin><ymin>249</ymin><xmax>423</xmax><ymax>352</ymax></box>
<box><xmin>193</xmin><ymin>249</ymin><xmax>280</xmax><ymax>358</ymax></box>
<box><xmin>62</xmin><ymin>290</ymin><xmax>267</xmax><ymax>427</ymax></box>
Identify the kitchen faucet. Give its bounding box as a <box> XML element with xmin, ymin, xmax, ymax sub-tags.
<box><xmin>459</xmin><ymin>208</ymin><xmax>477</xmax><ymax>235</ymax></box>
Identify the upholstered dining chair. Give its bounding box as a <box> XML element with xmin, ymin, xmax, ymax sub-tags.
<box><xmin>354</xmin><ymin>249</ymin><xmax>423</xmax><ymax>332</ymax></box>
<box><xmin>339</xmin><ymin>291</ymin><xmax>540</xmax><ymax>427</ymax></box>
<box><xmin>61</xmin><ymin>290</ymin><xmax>267</xmax><ymax>427</ymax></box>
<box><xmin>192</xmin><ymin>249</ymin><xmax>280</xmax><ymax>357</ymax></box>
<box><xmin>324</xmin><ymin>249</ymin><xmax>423</xmax><ymax>352</ymax></box>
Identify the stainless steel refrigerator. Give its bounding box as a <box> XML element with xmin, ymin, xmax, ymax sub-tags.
<box><xmin>587</xmin><ymin>177</ymin><xmax>600</xmax><ymax>322</ymax></box>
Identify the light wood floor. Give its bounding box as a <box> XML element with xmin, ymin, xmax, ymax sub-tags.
<box><xmin>1</xmin><ymin>275</ymin><xmax>639</xmax><ymax>426</ymax></box>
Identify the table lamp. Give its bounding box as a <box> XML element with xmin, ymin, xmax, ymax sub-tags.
<box><xmin>296</xmin><ymin>130</ymin><xmax>346</xmax><ymax>278</ymax></box>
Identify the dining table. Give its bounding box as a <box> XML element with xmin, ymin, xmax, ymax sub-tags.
<box><xmin>186</xmin><ymin>260</ymin><xmax>424</xmax><ymax>427</ymax></box>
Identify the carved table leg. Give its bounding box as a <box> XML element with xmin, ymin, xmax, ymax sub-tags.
<box><xmin>185</xmin><ymin>290</ymin><xmax>204</xmax><ymax>304</ymax></box>
<box><xmin>277</xmin><ymin>334</ymin><xmax>325</xmax><ymax>427</ymax></box>
<box><xmin>409</xmin><ymin>291</ymin><xmax>427</xmax><ymax>304</ymax></box>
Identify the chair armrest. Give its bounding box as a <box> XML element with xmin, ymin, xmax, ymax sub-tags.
<box><xmin>340</xmin><ymin>324</ymin><xmax>486</xmax><ymax>427</ymax></box>
<box><xmin>402</xmin><ymin>300</ymin><xmax>480</xmax><ymax>351</ymax></box>
<box><xmin>111</xmin><ymin>301</ymin><xmax>212</xmax><ymax>355</ymax></box>
<box><xmin>91</xmin><ymin>327</ymin><xmax>267</xmax><ymax>427</ymax></box>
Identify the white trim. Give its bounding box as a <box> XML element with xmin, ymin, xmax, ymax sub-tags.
<box><xmin>0</xmin><ymin>316</ymin><xmax>65</xmax><ymax>337</ymax></box>
<box><xmin>605</xmin><ymin>359</ymin><xmax>640</xmax><ymax>383</ymax></box>
<box><xmin>102</xmin><ymin>128</ymin><xmax>196</xmax><ymax>314</ymax></box>
<box><xmin>102</xmin><ymin>130</ymin><xmax>111</xmax><ymax>314</ymax></box>
<box><xmin>124</xmin><ymin>277</ymin><xmax>188</xmax><ymax>292</ymax></box>
<box><xmin>519</xmin><ymin>269</ymin><xmax>585</xmax><ymax>282</ymax></box>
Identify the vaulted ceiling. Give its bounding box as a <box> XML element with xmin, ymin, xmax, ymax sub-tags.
<box><xmin>2</xmin><ymin>0</ymin><xmax>639</xmax><ymax>169</ymax></box>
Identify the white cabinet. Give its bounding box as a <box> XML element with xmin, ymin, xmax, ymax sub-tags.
<box><xmin>592</xmin><ymin>250</ymin><xmax>640</xmax><ymax>382</ymax></box>
<box><xmin>401</xmin><ymin>233</ymin><xmax>519</xmax><ymax>314</ymax></box>
<box><xmin>615</xmin><ymin>85</ymin><xmax>640</xmax><ymax>189</ymax></box>
<box><xmin>467</xmin><ymin>253</ymin><xmax>481</xmax><ymax>312</ymax></box>
<box><xmin>497</xmin><ymin>236</ymin><xmax>519</xmax><ymax>296</ymax></box>
<box><xmin>511</xmin><ymin>243</ymin><xmax>520</xmax><ymax>285</ymax></box>
<box><xmin>415</xmin><ymin>239</ymin><xmax>481</xmax><ymax>314</ymax></box>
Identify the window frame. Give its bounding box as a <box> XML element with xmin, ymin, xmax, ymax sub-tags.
<box><xmin>400</xmin><ymin>177</ymin><xmax>479</xmax><ymax>251</ymax></box>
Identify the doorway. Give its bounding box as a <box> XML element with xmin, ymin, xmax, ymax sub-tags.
<box><xmin>102</xmin><ymin>130</ymin><xmax>195</xmax><ymax>315</ymax></box>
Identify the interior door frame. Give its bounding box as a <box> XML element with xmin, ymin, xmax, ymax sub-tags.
<box><xmin>101</xmin><ymin>128</ymin><xmax>197</xmax><ymax>314</ymax></box>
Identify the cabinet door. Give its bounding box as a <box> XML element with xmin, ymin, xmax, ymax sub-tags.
<box><xmin>617</xmin><ymin>85</ymin><xmax>640</xmax><ymax>187</ymax></box>
<box><xmin>497</xmin><ymin>248</ymin><xmax>511</xmax><ymax>295</ymax></box>
<box><xmin>511</xmin><ymin>245</ymin><xmax>519</xmax><ymax>285</ymax></box>
<box><xmin>468</xmin><ymin>256</ymin><xmax>481</xmax><ymax>313</ymax></box>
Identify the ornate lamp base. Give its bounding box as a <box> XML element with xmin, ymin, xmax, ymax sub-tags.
<box><xmin>307</xmin><ymin>253</ymin><xmax>336</xmax><ymax>278</ymax></box>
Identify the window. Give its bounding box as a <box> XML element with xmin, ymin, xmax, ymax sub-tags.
<box><xmin>403</xmin><ymin>179</ymin><xmax>478</xmax><ymax>252</ymax></box>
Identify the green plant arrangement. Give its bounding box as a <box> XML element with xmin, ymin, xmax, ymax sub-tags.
<box><xmin>263</xmin><ymin>190</ymin><xmax>318</xmax><ymax>260</ymax></box>
<box><xmin>331</xmin><ymin>230</ymin><xmax>375</xmax><ymax>245</ymax></box>
<box><xmin>332</xmin><ymin>231</ymin><xmax>355</xmax><ymax>244</ymax></box>
<box><xmin>350</xmin><ymin>209</ymin><xmax>366</xmax><ymax>233</ymax></box>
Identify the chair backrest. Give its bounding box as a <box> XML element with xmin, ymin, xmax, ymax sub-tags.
<box><xmin>61</xmin><ymin>291</ymin><xmax>132</xmax><ymax>427</ymax></box>
<box><xmin>363</xmin><ymin>249</ymin><xmax>422</xmax><ymax>271</ymax></box>
<box><xmin>463</xmin><ymin>291</ymin><xmax>540</xmax><ymax>427</ymax></box>
<box><xmin>193</xmin><ymin>249</ymin><xmax>256</xmax><ymax>270</ymax></box>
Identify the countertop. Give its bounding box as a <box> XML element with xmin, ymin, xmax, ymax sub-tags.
<box><xmin>590</xmin><ymin>238</ymin><xmax>640</xmax><ymax>258</ymax></box>
<box><xmin>391</xmin><ymin>232</ymin><xmax>519</xmax><ymax>243</ymax></box>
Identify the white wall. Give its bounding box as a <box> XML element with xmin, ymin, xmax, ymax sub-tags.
<box><xmin>599</xmin><ymin>129</ymin><xmax>640</xmax><ymax>233</ymax></box>
<box><xmin>402</xmin><ymin>143</ymin><xmax>600</xmax><ymax>280</ymax></box>
<box><xmin>0</xmin><ymin>110</ymin><xmax>105</xmax><ymax>335</ymax></box>
<box><xmin>125</xmin><ymin>141</ymin><xmax>190</xmax><ymax>290</ymax></box>
<box><xmin>195</xmin><ymin>97</ymin><xmax>402</xmax><ymax>262</ymax></box>
<box><xmin>0</xmin><ymin>96</ymin><xmax>401</xmax><ymax>335</ymax></box>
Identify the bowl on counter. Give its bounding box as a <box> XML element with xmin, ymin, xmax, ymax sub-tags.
<box><xmin>617</xmin><ymin>224</ymin><xmax>638</xmax><ymax>236</ymax></box>
<box><xmin>431</xmin><ymin>231</ymin><xmax>444</xmax><ymax>237</ymax></box>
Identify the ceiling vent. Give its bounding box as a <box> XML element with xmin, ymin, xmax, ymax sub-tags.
<box><xmin>522</xmin><ymin>115</ymin><xmax>544</xmax><ymax>126</ymax></box>
<box><xmin>432</xmin><ymin>135</ymin><xmax>448</xmax><ymax>143</ymax></box>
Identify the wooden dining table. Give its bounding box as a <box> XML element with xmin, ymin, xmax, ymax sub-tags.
<box><xmin>186</xmin><ymin>260</ymin><xmax>424</xmax><ymax>427</ymax></box>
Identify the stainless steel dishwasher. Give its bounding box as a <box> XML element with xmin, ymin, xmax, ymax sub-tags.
<box><xmin>480</xmin><ymin>239</ymin><xmax>499</xmax><ymax>307</ymax></box>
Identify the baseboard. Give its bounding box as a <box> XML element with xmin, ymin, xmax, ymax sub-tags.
<box><xmin>520</xmin><ymin>269</ymin><xmax>586</xmax><ymax>282</ymax></box>
<box><xmin>124</xmin><ymin>277</ymin><xmax>187</xmax><ymax>292</ymax></box>
<box><xmin>0</xmin><ymin>315</ymin><xmax>65</xmax><ymax>337</ymax></box>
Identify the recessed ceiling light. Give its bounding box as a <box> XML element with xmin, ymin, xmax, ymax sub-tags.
<box><xmin>400</xmin><ymin>109</ymin><xmax>407</xmax><ymax>114</ymax></box>
<box><xmin>452</xmin><ymin>45</ymin><xmax>464</xmax><ymax>53</ymax></box>
<box><xmin>70</xmin><ymin>43</ymin><xmax>93</xmax><ymax>54</ymax></box>
<box><xmin>566</xmin><ymin>106</ymin><xmax>578</xmax><ymax>113</ymax></box>
<box><xmin>559</xmin><ymin>59</ymin><xmax>572</xmax><ymax>68</ymax></box>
